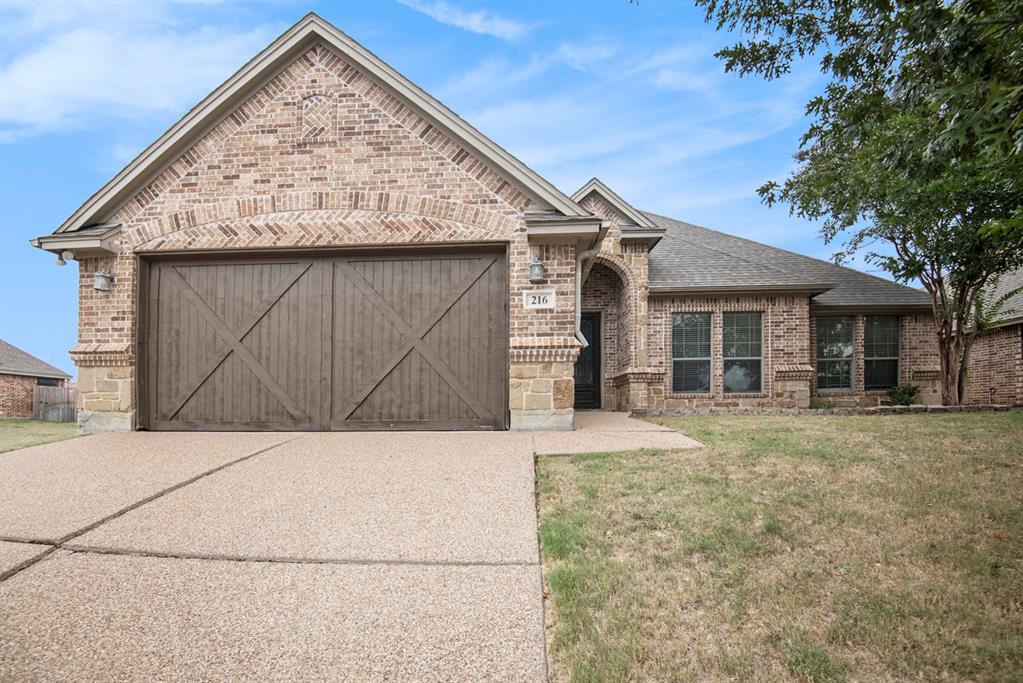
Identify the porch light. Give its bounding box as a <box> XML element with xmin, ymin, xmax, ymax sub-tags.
<box><xmin>93</xmin><ymin>269</ymin><xmax>114</xmax><ymax>291</ymax></box>
<box><xmin>528</xmin><ymin>257</ymin><xmax>545</xmax><ymax>283</ymax></box>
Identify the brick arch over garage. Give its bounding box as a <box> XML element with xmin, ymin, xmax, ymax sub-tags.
<box><xmin>125</xmin><ymin>190</ymin><xmax>521</xmax><ymax>251</ymax></box>
<box><xmin>134</xmin><ymin>209</ymin><xmax>511</xmax><ymax>252</ymax></box>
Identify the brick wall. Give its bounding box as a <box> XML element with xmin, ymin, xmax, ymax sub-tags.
<box><xmin>648</xmin><ymin>294</ymin><xmax>811</xmax><ymax>409</ymax></box>
<box><xmin>0</xmin><ymin>374</ymin><xmax>35</xmax><ymax>418</ymax></box>
<box><xmin>69</xmin><ymin>41</ymin><xmax>587</xmax><ymax>430</ymax></box>
<box><xmin>808</xmin><ymin>313</ymin><xmax>939</xmax><ymax>406</ymax></box>
<box><xmin>964</xmin><ymin>323</ymin><xmax>1022</xmax><ymax>406</ymax></box>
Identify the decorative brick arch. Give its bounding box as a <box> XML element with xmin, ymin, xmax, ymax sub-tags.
<box><xmin>590</xmin><ymin>252</ymin><xmax>648</xmax><ymax>371</ymax></box>
<box><xmin>133</xmin><ymin>209</ymin><xmax>510</xmax><ymax>252</ymax></box>
<box><xmin>126</xmin><ymin>190</ymin><xmax>519</xmax><ymax>250</ymax></box>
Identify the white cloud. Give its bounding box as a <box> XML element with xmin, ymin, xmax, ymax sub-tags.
<box><xmin>0</xmin><ymin>3</ymin><xmax>279</xmax><ymax>141</ymax></box>
<box><xmin>396</xmin><ymin>0</ymin><xmax>531</xmax><ymax>40</ymax></box>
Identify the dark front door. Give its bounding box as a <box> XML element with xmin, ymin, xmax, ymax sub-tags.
<box><xmin>574</xmin><ymin>313</ymin><xmax>601</xmax><ymax>409</ymax></box>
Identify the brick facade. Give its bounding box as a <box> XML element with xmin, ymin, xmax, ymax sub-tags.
<box><xmin>964</xmin><ymin>323</ymin><xmax>1023</xmax><ymax>406</ymax></box>
<box><xmin>59</xmin><ymin>24</ymin><xmax>1018</xmax><ymax>429</ymax></box>
<box><xmin>70</xmin><ymin>41</ymin><xmax>580</xmax><ymax>431</ymax></box>
<box><xmin>807</xmin><ymin>313</ymin><xmax>941</xmax><ymax>406</ymax></box>
<box><xmin>648</xmin><ymin>294</ymin><xmax>811</xmax><ymax>410</ymax></box>
<box><xmin>0</xmin><ymin>374</ymin><xmax>36</xmax><ymax>418</ymax></box>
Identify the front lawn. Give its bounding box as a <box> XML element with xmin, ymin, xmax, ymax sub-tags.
<box><xmin>538</xmin><ymin>413</ymin><xmax>1023</xmax><ymax>682</ymax></box>
<box><xmin>0</xmin><ymin>418</ymin><xmax>77</xmax><ymax>453</ymax></box>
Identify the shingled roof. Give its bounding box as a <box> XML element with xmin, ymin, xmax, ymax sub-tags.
<box><xmin>644</xmin><ymin>212</ymin><xmax>933</xmax><ymax>311</ymax></box>
<box><xmin>0</xmin><ymin>339</ymin><xmax>71</xmax><ymax>380</ymax></box>
<box><xmin>988</xmin><ymin>267</ymin><xmax>1023</xmax><ymax>327</ymax></box>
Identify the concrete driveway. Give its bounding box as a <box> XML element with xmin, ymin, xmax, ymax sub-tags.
<box><xmin>0</xmin><ymin>432</ymin><xmax>546</xmax><ymax>681</ymax></box>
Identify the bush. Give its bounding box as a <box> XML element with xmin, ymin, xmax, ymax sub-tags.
<box><xmin>887</xmin><ymin>384</ymin><xmax>921</xmax><ymax>406</ymax></box>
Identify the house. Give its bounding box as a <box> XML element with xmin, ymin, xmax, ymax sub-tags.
<box><xmin>964</xmin><ymin>268</ymin><xmax>1023</xmax><ymax>406</ymax></box>
<box><xmin>0</xmin><ymin>339</ymin><xmax>71</xmax><ymax>418</ymax></box>
<box><xmin>32</xmin><ymin>13</ymin><xmax>965</xmax><ymax>433</ymax></box>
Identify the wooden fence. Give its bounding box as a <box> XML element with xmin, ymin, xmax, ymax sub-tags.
<box><xmin>33</xmin><ymin>384</ymin><xmax>77</xmax><ymax>423</ymax></box>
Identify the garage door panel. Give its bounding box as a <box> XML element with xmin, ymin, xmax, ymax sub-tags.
<box><xmin>148</xmin><ymin>259</ymin><xmax>322</xmax><ymax>430</ymax></box>
<box><xmin>145</xmin><ymin>249</ymin><xmax>507</xmax><ymax>431</ymax></box>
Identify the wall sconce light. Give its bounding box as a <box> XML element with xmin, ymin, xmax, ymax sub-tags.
<box><xmin>528</xmin><ymin>257</ymin><xmax>545</xmax><ymax>283</ymax></box>
<box><xmin>93</xmin><ymin>269</ymin><xmax>115</xmax><ymax>292</ymax></box>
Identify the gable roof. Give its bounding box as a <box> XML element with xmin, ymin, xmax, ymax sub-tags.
<box><xmin>50</xmin><ymin>13</ymin><xmax>588</xmax><ymax>236</ymax></box>
<box><xmin>572</xmin><ymin>178</ymin><xmax>659</xmax><ymax>230</ymax></box>
<box><xmin>645</xmin><ymin>212</ymin><xmax>933</xmax><ymax>310</ymax></box>
<box><xmin>0</xmin><ymin>339</ymin><xmax>71</xmax><ymax>380</ymax></box>
<box><xmin>989</xmin><ymin>267</ymin><xmax>1023</xmax><ymax>327</ymax></box>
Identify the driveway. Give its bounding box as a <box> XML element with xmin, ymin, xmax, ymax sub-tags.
<box><xmin>0</xmin><ymin>432</ymin><xmax>546</xmax><ymax>681</ymax></box>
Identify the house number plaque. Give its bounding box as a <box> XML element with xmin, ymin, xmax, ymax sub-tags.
<box><xmin>523</xmin><ymin>290</ymin><xmax>556</xmax><ymax>310</ymax></box>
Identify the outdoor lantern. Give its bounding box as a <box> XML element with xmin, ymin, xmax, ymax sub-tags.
<box><xmin>528</xmin><ymin>257</ymin><xmax>545</xmax><ymax>283</ymax></box>
<box><xmin>93</xmin><ymin>269</ymin><xmax>114</xmax><ymax>292</ymax></box>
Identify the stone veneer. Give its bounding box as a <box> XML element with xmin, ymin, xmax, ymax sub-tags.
<box><xmin>70</xmin><ymin>42</ymin><xmax>580</xmax><ymax>432</ymax></box>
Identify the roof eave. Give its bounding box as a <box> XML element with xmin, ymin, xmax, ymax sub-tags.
<box><xmin>51</xmin><ymin>13</ymin><xmax>587</xmax><ymax>237</ymax></box>
<box><xmin>526</xmin><ymin>215</ymin><xmax>609</xmax><ymax>251</ymax></box>
<box><xmin>31</xmin><ymin>224</ymin><xmax>122</xmax><ymax>257</ymax></box>
<box><xmin>809</xmin><ymin>302</ymin><xmax>933</xmax><ymax>314</ymax></box>
<box><xmin>0</xmin><ymin>368</ymin><xmax>71</xmax><ymax>380</ymax></box>
<box><xmin>650</xmin><ymin>283</ymin><xmax>834</xmax><ymax>296</ymax></box>
<box><xmin>620</xmin><ymin>228</ymin><xmax>666</xmax><ymax>248</ymax></box>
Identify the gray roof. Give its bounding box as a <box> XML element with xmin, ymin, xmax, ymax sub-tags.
<box><xmin>644</xmin><ymin>212</ymin><xmax>933</xmax><ymax>310</ymax></box>
<box><xmin>989</xmin><ymin>267</ymin><xmax>1023</xmax><ymax>326</ymax></box>
<box><xmin>0</xmin><ymin>339</ymin><xmax>71</xmax><ymax>379</ymax></box>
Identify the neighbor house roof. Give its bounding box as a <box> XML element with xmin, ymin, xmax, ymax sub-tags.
<box><xmin>988</xmin><ymin>267</ymin><xmax>1023</xmax><ymax>327</ymax></box>
<box><xmin>0</xmin><ymin>339</ymin><xmax>71</xmax><ymax>380</ymax></box>
<box><xmin>644</xmin><ymin>212</ymin><xmax>933</xmax><ymax>311</ymax></box>
<box><xmin>47</xmin><ymin>13</ymin><xmax>589</xmax><ymax>238</ymax></box>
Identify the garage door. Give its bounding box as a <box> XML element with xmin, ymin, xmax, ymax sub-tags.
<box><xmin>140</xmin><ymin>249</ymin><xmax>508</xmax><ymax>431</ymax></box>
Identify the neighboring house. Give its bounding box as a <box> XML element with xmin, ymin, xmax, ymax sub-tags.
<box><xmin>30</xmin><ymin>14</ymin><xmax>960</xmax><ymax>433</ymax></box>
<box><xmin>0</xmin><ymin>339</ymin><xmax>71</xmax><ymax>418</ymax></box>
<box><xmin>964</xmin><ymin>268</ymin><xmax>1023</xmax><ymax>406</ymax></box>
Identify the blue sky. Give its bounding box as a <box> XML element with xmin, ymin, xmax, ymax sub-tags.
<box><xmin>1</xmin><ymin>0</ymin><xmax>868</xmax><ymax>376</ymax></box>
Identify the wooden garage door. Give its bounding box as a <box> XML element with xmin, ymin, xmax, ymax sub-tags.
<box><xmin>141</xmin><ymin>249</ymin><xmax>508</xmax><ymax>431</ymax></box>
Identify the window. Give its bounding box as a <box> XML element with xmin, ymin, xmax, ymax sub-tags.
<box><xmin>816</xmin><ymin>316</ymin><xmax>853</xmax><ymax>390</ymax></box>
<box><xmin>723</xmin><ymin>312</ymin><xmax>762</xmax><ymax>393</ymax></box>
<box><xmin>672</xmin><ymin>313</ymin><xmax>711</xmax><ymax>393</ymax></box>
<box><xmin>36</xmin><ymin>377</ymin><xmax>60</xmax><ymax>387</ymax></box>
<box><xmin>864</xmin><ymin>315</ymin><xmax>900</xmax><ymax>390</ymax></box>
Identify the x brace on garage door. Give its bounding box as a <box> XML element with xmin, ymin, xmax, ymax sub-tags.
<box><xmin>139</xmin><ymin>248</ymin><xmax>509</xmax><ymax>431</ymax></box>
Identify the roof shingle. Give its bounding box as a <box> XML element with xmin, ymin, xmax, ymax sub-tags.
<box><xmin>644</xmin><ymin>212</ymin><xmax>933</xmax><ymax>310</ymax></box>
<box><xmin>0</xmin><ymin>339</ymin><xmax>71</xmax><ymax>379</ymax></box>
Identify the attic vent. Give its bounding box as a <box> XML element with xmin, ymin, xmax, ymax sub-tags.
<box><xmin>300</xmin><ymin>93</ymin><xmax>335</xmax><ymax>140</ymax></box>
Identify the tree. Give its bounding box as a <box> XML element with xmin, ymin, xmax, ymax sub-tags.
<box><xmin>696</xmin><ymin>0</ymin><xmax>1023</xmax><ymax>404</ymax></box>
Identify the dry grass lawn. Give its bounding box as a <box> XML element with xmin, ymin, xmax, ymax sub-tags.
<box><xmin>538</xmin><ymin>412</ymin><xmax>1023</xmax><ymax>682</ymax></box>
<box><xmin>0</xmin><ymin>418</ymin><xmax>77</xmax><ymax>453</ymax></box>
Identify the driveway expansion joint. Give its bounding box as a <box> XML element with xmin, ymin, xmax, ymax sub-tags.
<box><xmin>60</xmin><ymin>544</ymin><xmax>540</xmax><ymax>568</ymax></box>
<box><xmin>0</xmin><ymin>438</ymin><xmax>295</xmax><ymax>582</ymax></box>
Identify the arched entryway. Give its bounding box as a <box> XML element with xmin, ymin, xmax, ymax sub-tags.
<box><xmin>576</xmin><ymin>259</ymin><xmax>634</xmax><ymax>410</ymax></box>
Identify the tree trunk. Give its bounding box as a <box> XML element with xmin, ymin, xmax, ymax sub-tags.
<box><xmin>957</xmin><ymin>334</ymin><xmax>976</xmax><ymax>404</ymax></box>
<box><xmin>938</xmin><ymin>334</ymin><xmax>962</xmax><ymax>405</ymax></box>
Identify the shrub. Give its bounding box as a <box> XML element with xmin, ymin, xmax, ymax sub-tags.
<box><xmin>887</xmin><ymin>384</ymin><xmax>921</xmax><ymax>406</ymax></box>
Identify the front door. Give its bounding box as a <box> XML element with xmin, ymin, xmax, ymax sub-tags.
<box><xmin>573</xmin><ymin>312</ymin><xmax>601</xmax><ymax>409</ymax></box>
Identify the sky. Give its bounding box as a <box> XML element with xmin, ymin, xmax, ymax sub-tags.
<box><xmin>0</xmin><ymin>0</ymin><xmax>874</xmax><ymax>376</ymax></box>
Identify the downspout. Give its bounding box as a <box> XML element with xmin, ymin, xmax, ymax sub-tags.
<box><xmin>575</xmin><ymin>226</ymin><xmax>607</xmax><ymax>346</ymax></box>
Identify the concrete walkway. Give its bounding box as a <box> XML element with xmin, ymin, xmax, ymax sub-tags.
<box><xmin>533</xmin><ymin>411</ymin><xmax>702</xmax><ymax>455</ymax></box>
<box><xmin>0</xmin><ymin>413</ymin><xmax>696</xmax><ymax>681</ymax></box>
